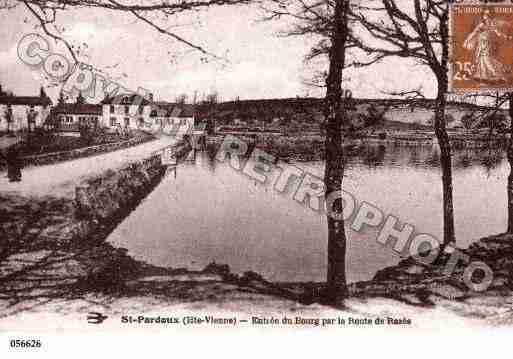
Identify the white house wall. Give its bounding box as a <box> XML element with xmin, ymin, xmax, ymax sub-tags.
<box><xmin>101</xmin><ymin>104</ymin><xmax>153</xmax><ymax>129</ymax></box>
<box><xmin>100</xmin><ymin>104</ymin><xmax>194</xmax><ymax>137</ymax></box>
<box><xmin>0</xmin><ymin>104</ymin><xmax>50</xmax><ymax>132</ymax></box>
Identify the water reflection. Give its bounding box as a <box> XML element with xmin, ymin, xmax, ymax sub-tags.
<box><xmin>108</xmin><ymin>143</ymin><xmax>509</xmax><ymax>283</ymax></box>
<box><xmin>345</xmin><ymin>143</ymin><xmax>506</xmax><ymax>172</ymax></box>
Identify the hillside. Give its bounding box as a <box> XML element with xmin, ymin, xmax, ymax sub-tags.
<box><xmin>195</xmin><ymin>97</ymin><xmax>499</xmax><ymax>129</ymax></box>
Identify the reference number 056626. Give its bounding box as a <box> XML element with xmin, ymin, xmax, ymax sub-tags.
<box><xmin>9</xmin><ymin>339</ymin><xmax>42</xmax><ymax>349</ymax></box>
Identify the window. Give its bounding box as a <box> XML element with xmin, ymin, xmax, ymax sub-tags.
<box><xmin>66</xmin><ymin>116</ymin><xmax>73</xmax><ymax>123</ymax></box>
<box><xmin>124</xmin><ymin>117</ymin><xmax>130</xmax><ymax>127</ymax></box>
<box><xmin>110</xmin><ymin>117</ymin><xmax>117</xmax><ymax>126</ymax></box>
<box><xmin>110</xmin><ymin>105</ymin><xmax>114</xmax><ymax>114</ymax></box>
<box><xmin>138</xmin><ymin>106</ymin><xmax>144</xmax><ymax>115</ymax></box>
<box><xmin>138</xmin><ymin>117</ymin><xmax>144</xmax><ymax>126</ymax></box>
<box><xmin>124</xmin><ymin>105</ymin><xmax>129</xmax><ymax>114</ymax></box>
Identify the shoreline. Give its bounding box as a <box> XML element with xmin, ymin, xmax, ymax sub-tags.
<box><xmin>1</xmin><ymin>137</ymin><xmax>512</xmax><ymax>323</ymax></box>
<box><xmin>207</xmin><ymin>133</ymin><xmax>508</xmax><ymax>162</ymax></box>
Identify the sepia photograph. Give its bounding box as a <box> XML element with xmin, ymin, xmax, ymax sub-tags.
<box><xmin>2</xmin><ymin>0</ymin><xmax>513</xmax><ymax>352</ymax></box>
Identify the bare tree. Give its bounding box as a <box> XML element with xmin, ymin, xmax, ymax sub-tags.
<box><xmin>175</xmin><ymin>93</ymin><xmax>188</xmax><ymax>105</ymax></box>
<box><xmin>508</xmin><ymin>93</ymin><xmax>513</xmax><ymax>233</ymax></box>
<box><xmin>205</xmin><ymin>91</ymin><xmax>219</xmax><ymax>105</ymax></box>
<box><xmin>351</xmin><ymin>0</ymin><xmax>455</xmax><ymax>246</ymax></box>
<box><xmin>263</xmin><ymin>0</ymin><xmax>352</xmax><ymax>303</ymax></box>
<box><xmin>3</xmin><ymin>0</ymin><xmax>251</xmax><ymax>64</ymax></box>
<box><xmin>323</xmin><ymin>0</ymin><xmax>351</xmax><ymax>303</ymax></box>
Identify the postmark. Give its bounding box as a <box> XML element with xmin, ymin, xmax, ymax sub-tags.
<box><xmin>449</xmin><ymin>1</ymin><xmax>513</xmax><ymax>93</ymax></box>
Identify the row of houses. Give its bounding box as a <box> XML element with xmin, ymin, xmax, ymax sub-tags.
<box><xmin>0</xmin><ymin>88</ymin><xmax>195</xmax><ymax>136</ymax></box>
<box><xmin>1</xmin><ymin>87</ymin><xmax>506</xmax><ymax>136</ymax></box>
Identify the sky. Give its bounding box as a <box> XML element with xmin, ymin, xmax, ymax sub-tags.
<box><xmin>0</xmin><ymin>2</ymin><xmax>437</xmax><ymax>103</ymax></box>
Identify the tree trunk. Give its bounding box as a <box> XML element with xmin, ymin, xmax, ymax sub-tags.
<box><xmin>432</xmin><ymin>8</ymin><xmax>455</xmax><ymax>247</ymax></box>
<box><xmin>433</xmin><ymin>79</ymin><xmax>455</xmax><ymax>246</ymax></box>
<box><xmin>507</xmin><ymin>94</ymin><xmax>513</xmax><ymax>233</ymax></box>
<box><xmin>323</xmin><ymin>0</ymin><xmax>349</xmax><ymax>303</ymax></box>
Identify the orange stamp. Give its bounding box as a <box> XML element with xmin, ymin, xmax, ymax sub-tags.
<box><xmin>450</xmin><ymin>2</ymin><xmax>513</xmax><ymax>93</ymax></box>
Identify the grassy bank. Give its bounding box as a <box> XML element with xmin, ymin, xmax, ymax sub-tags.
<box><xmin>12</xmin><ymin>129</ymin><xmax>151</xmax><ymax>157</ymax></box>
<box><xmin>0</xmin><ymin>130</ymin><xmax>156</xmax><ymax>171</ymax></box>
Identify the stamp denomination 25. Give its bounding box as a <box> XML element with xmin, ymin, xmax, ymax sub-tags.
<box><xmin>450</xmin><ymin>1</ymin><xmax>513</xmax><ymax>93</ymax></box>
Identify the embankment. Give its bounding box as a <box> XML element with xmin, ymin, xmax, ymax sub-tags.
<box><xmin>0</xmin><ymin>140</ymin><xmax>192</xmax><ymax>305</ymax></box>
<box><xmin>348</xmin><ymin>233</ymin><xmax>513</xmax><ymax>305</ymax></box>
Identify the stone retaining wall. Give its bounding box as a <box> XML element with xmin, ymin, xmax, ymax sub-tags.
<box><xmin>73</xmin><ymin>139</ymin><xmax>191</xmax><ymax>231</ymax></box>
<box><xmin>0</xmin><ymin>140</ymin><xmax>192</xmax><ymax>302</ymax></box>
<box><xmin>74</xmin><ymin>154</ymin><xmax>165</xmax><ymax>223</ymax></box>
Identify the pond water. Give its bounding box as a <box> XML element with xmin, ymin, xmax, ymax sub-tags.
<box><xmin>107</xmin><ymin>143</ymin><xmax>509</xmax><ymax>283</ymax></box>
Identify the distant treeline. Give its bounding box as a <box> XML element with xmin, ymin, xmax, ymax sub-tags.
<box><xmin>194</xmin><ymin>97</ymin><xmax>492</xmax><ymax>124</ymax></box>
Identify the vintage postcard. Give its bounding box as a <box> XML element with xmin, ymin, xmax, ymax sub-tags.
<box><xmin>2</xmin><ymin>0</ymin><xmax>513</xmax><ymax>354</ymax></box>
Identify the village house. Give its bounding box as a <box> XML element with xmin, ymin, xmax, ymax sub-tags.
<box><xmin>100</xmin><ymin>94</ymin><xmax>195</xmax><ymax>136</ymax></box>
<box><xmin>152</xmin><ymin>101</ymin><xmax>195</xmax><ymax>137</ymax></box>
<box><xmin>101</xmin><ymin>93</ymin><xmax>153</xmax><ymax>130</ymax></box>
<box><xmin>0</xmin><ymin>85</ymin><xmax>52</xmax><ymax>133</ymax></box>
<box><xmin>50</xmin><ymin>103</ymin><xmax>102</xmax><ymax>134</ymax></box>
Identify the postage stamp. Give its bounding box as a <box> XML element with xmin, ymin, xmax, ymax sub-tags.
<box><xmin>450</xmin><ymin>2</ymin><xmax>513</xmax><ymax>93</ymax></box>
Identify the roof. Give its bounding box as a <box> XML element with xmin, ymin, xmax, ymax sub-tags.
<box><xmin>152</xmin><ymin>102</ymin><xmax>195</xmax><ymax>118</ymax></box>
<box><xmin>0</xmin><ymin>95</ymin><xmax>52</xmax><ymax>106</ymax></box>
<box><xmin>52</xmin><ymin>103</ymin><xmax>102</xmax><ymax>115</ymax></box>
<box><xmin>101</xmin><ymin>95</ymin><xmax>195</xmax><ymax>117</ymax></box>
<box><xmin>101</xmin><ymin>93</ymin><xmax>151</xmax><ymax>106</ymax></box>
